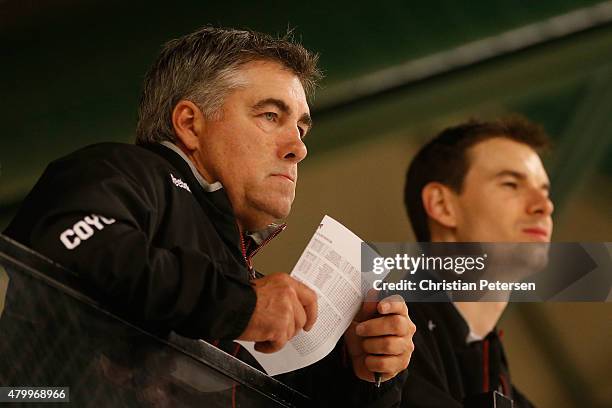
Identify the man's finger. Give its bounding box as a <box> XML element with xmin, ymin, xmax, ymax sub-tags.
<box><xmin>361</xmin><ymin>335</ymin><xmax>411</xmax><ymax>356</ymax></box>
<box><xmin>294</xmin><ymin>279</ymin><xmax>318</xmax><ymax>331</ymax></box>
<box><xmin>255</xmin><ymin>339</ymin><xmax>285</xmax><ymax>354</ymax></box>
<box><xmin>377</xmin><ymin>295</ymin><xmax>409</xmax><ymax>317</ymax></box>
<box><xmin>356</xmin><ymin>314</ymin><xmax>412</xmax><ymax>337</ymax></box>
<box><xmin>292</xmin><ymin>295</ymin><xmax>307</xmax><ymax>335</ymax></box>
<box><xmin>354</xmin><ymin>289</ymin><xmax>379</xmax><ymax>322</ymax></box>
<box><xmin>364</xmin><ymin>354</ymin><xmax>411</xmax><ymax>375</ymax></box>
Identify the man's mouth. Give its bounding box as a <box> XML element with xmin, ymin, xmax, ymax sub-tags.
<box><xmin>271</xmin><ymin>173</ymin><xmax>295</xmax><ymax>183</ymax></box>
<box><xmin>522</xmin><ymin>227</ymin><xmax>550</xmax><ymax>241</ymax></box>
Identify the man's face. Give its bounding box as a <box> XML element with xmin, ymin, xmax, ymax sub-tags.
<box><xmin>197</xmin><ymin>60</ymin><xmax>311</xmax><ymax>231</ymax></box>
<box><xmin>452</xmin><ymin>137</ymin><xmax>554</xmax><ymax>243</ymax></box>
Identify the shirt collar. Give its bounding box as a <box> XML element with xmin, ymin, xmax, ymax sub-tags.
<box><xmin>246</xmin><ymin>224</ymin><xmax>284</xmax><ymax>245</ymax></box>
<box><xmin>160</xmin><ymin>141</ymin><xmax>223</xmax><ymax>192</ymax></box>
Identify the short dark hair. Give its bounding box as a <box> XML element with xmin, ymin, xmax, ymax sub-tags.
<box><xmin>136</xmin><ymin>26</ymin><xmax>322</xmax><ymax>144</ymax></box>
<box><xmin>404</xmin><ymin>116</ymin><xmax>551</xmax><ymax>241</ymax></box>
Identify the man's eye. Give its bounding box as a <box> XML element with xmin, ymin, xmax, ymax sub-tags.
<box><xmin>502</xmin><ymin>182</ymin><xmax>518</xmax><ymax>189</ymax></box>
<box><xmin>264</xmin><ymin>112</ymin><xmax>277</xmax><ymax>121</ymax></box>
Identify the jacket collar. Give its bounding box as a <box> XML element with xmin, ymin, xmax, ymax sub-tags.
<box><xmin>159</xmin><ymin>141</ymin><xmax>223</xmax><ymax>192</ymax></box>
<box><xmin>143</xmin><ymin>143</ymin><xmax>242</xmax><ymax>255</ymax></box>
<box><xmin>142</xmin><ymin>142</ymin><xmax>285</xmax><ymax>266</ymax></box>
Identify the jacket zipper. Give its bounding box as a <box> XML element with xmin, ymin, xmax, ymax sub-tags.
<box><xmin>234</xmin><ymin>224</ymin><xmax>286</xmax><ymax>408</ymax></box>
<box><xmin>239</xmin><ymin>224</ymin><xmax>287</xmax><ymax>280</ymax></box>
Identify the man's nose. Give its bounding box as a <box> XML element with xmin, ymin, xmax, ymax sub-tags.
<box><xmin>527</xmin><ymin>188</ymin><xmax>554</xmax><ymax>217</ymax></box>
<box><xmin>279</xmin><ymin>126</ymin><xmax>307</xmax><ymax>163</ymax></box>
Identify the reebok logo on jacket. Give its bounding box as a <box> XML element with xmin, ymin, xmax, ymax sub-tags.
<box><xmin>170</xmin><ymin>173</ymin><xmax>191</xmax><ymax>193</ymax></box>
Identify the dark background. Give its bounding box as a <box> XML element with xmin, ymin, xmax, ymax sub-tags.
<box><xmin>1</xmin><ymin>1</ymin><xmax>611</xmax><ymax>406</ymax></box>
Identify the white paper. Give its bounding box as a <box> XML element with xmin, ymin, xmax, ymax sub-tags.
<box><xmin>237</xmin><ymin>215</ymin><xmax>387</xmax><ymax>376</ymax></box>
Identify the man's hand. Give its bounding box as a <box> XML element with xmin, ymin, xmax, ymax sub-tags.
<box><xmin>238</xmin><ymin>273</ymin><xmax>318</xmax><ymax>353</ymax></box>
<box><xmin>344</xmin><ymin>295</ymin><xmax>415</xmax><ymax>383</ymax></box>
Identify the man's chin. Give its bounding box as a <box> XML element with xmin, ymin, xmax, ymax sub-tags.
<box><xmin>241</xmin><ymin>200</ymin><xmax>292</xmax><ymax>231</ymax></box>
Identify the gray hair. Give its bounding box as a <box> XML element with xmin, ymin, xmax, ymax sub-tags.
<box><xmin>135</xmin><ymin>26</ymin><xmax>322</xmax><ymax>144</ymax></box>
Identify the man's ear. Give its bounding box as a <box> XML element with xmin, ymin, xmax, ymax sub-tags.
<box><xmin>422</xmin><ymin>182</ymin><xmax>458</xmax><ymax>230</ymax></box>
<box><xmin>171</xmin><ymin>100</ymin><xmax>206</xmax><ymax>151</ymax></box>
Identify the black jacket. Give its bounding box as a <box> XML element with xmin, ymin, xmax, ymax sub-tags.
<box><xmin>5</xmin><ymin>142</ymin><xmax>256</xmax><ymax>340</ymax></box>
<box><xmin>401</xmin><ymin>302</ymin><xmax>534</xmax><ymax>407</ymax></box>
<box><xmin>4</xmin><ymin>142</ymin><xmax>406</xmax><ymax>407</ymax></box>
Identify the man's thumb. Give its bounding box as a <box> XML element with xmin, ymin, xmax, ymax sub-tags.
<box><xmin>353</xmin><ymin>289</ymin><xmax>379</xmax><ymax>322</ymax></box>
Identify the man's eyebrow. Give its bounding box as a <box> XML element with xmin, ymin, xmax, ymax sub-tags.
<box><xmin>252</xmin><ymin>98</ymin><xmax>290</xmax><ymax>114</ymax></box>
<box><xmin>494</xmin><ymin>170</ymin><xmax>526</xmax><ymax>180</ymax></box>
<box><xmin>495</xmin><ymin>170</ymin><xmax>550</xmax><ymax>190</ymax></box>
<box><xmin>252</xmin><ymin>98</ymin><xmax>313</xmax><ymax>129</ymax></box>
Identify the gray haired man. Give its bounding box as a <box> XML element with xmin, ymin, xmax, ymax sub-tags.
<box><xmin>5</xmin><ymin>27</ymin><xmax>414</xmax><ymax>406</ymax></box>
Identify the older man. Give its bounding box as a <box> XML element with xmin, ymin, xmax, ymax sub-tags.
<box><xmin>400</xmin><ymin>117</ymin><xmax>553</xmax><ymax>407</ymax></box>
<box><xmin>4</xmin><ymin>27</ymin><xmax>413</xmax><ymax>406</ymax></box>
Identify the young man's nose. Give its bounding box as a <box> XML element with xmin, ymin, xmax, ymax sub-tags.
<box><xmin>527</xmin><ymin>188</ymin><xmax>554</xmax><ymax>216</ymax></box>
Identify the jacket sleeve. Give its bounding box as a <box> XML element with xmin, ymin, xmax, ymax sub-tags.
<box><xmin>8</xmin><ymin>158</ymin><xmax>256</xmax><ymax>340</ymax></box>
<box><xmin>402</xmin><ymin>375</ymin><xmax>463</xmax><ymax>408</ymax></box>
<box><xmin>399</xmin><ymin>323</ymin><xmax>464</xmax><ymax>408</ymax></box>
<box><xmin>400</xmin><ymin>361</ymin><xmax>464</xmax><ymax>407</ymax></box>
<box><xmin>279</xmin><ymin>339</ymin><xmax>408</xmax><ymax>407</ymax></box>
<box><xmin>401</xmin><ymin>323</ymin><xmax>534</xmax><ymax>408</ymax></box>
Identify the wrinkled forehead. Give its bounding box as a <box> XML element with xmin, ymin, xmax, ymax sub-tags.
<box><xmin>235</xmin><ymin>60</ymin><xmax>309</xmax><ymax>109</ymax></box>
<box><xmin>466</xmin><ymin>137</ymin><xmax>550</xmax><ymax>182</ymax></box>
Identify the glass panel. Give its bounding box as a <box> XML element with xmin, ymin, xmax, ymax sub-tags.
<box><xmin>0</xmin><ymin>236</ymin><xmax>307</xmax><ymax>407</ymax></box>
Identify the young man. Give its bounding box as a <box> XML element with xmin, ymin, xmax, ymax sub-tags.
<box><xmin>401</xmin><ymin>117</ymin><xmax>553</xmax><ymax>407</ymax></box>
<box><xmin>4</xmin><ymin>27</ymin><xmax>414</xmax><ymax>406</ymax></box>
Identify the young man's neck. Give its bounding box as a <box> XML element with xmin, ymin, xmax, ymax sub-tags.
<box><xmin>430</xmin><ymin>231</ymin><xmax>507</xmax><ymax>337</ymax></box>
